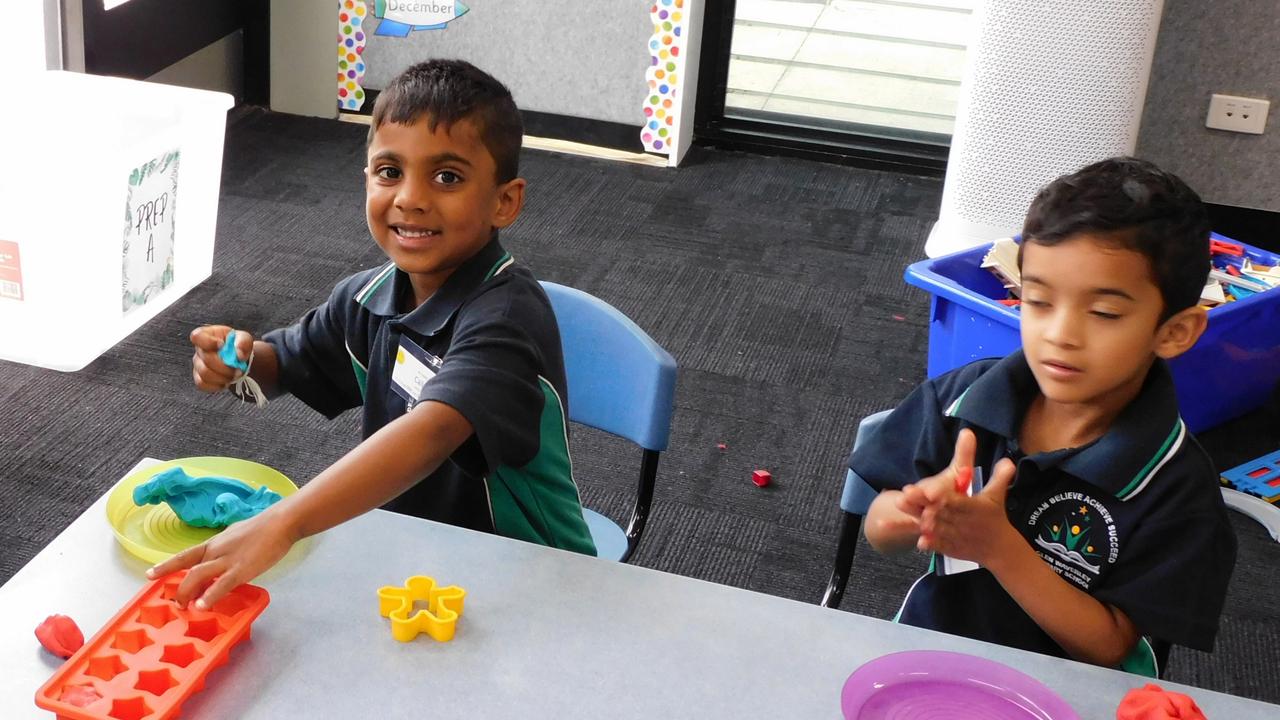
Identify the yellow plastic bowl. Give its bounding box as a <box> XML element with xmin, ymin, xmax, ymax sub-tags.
<box><xmin>106</xmin><ymin>457</ymin><xmax>298</xmax><ymax>564</ymax></box>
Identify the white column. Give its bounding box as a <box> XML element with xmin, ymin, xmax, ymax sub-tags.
<box><xmin>641</xmin><ymin>0</ymin><xmax>704</xmax><ymax>167</ymax></box>
<box><xmin>926</xmin><ymin>0</ymin><xmax>1166</xmax><ymax>257</ymax></box>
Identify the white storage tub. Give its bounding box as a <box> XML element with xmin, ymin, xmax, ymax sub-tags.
<box><xmin>0</xmin><ymin>71</ymin><xmax>233</xmax><ymax>371</ymax></box>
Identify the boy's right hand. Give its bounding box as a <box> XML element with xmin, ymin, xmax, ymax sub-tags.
<box><xmin>146</xmin><ymin>505</ymin><xmax>298</xmax><ymax>610</ymax></box>
<box><xmin>896</xmin><ymin>428</ymin><xmax>978</xmax><ymax>519</ymax></box>
<box><xmin>190</xmin><ymin>325</ymin><xmax>254</xmax><ymax>392</ymax></box>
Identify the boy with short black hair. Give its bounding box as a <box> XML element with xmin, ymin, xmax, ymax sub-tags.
<box><xmin>155</xmin><ymin>59</ymin><xmax>595</xmax><ymax>609</ymax></box>
<box><xmin>854</xmin><ymin>157</ymin><xmax>1236</xmax><ymax>675</ymax></box>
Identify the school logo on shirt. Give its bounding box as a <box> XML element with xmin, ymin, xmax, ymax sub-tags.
<box><xmin>1026</xmin><ymin>491</ymin><xmax>1119</xmax><ymax>590</ymax></box>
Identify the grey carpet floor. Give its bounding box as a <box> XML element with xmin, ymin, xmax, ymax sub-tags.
<box><xmin>3</xmin><ymin>107</ymin><xmax>1278</xmax><ymax>704</ymax></box>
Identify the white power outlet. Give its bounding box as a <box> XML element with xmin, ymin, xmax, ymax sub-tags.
<box><xmin>1206</xmin><ymin>94</ymin><xmax>1269</xmax><ymax>134</ymax></box>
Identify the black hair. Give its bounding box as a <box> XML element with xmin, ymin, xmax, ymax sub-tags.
<box><xmin>1020</xmin><ymin>156</ymin><xmax>1211</xmax><ymax>320</ymax></box>
<box><xmin>369</xmin><ymin>59</ymin><xmax>523</xmax><ymax>183</ymax></box>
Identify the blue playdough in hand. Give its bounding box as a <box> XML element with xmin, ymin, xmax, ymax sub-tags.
<box><xmin>132</xmin><ymin>466</ymin><xmax>282</xmax><ymax>528</ymax></box>
<box><xmin>219</xmin><ymin>330</ymin><xmax>249</xmax><ymax>372</ymax></box>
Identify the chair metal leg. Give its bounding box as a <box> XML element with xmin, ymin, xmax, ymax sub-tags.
<box><xmin>621</xmin><ymin>449</ymin><xmax>660</xmax><ymax>563</ymax></box>
<box><xmin>821</xmin><ymin>512</ymin><xmax>863</xmax><ymax>609</ymax></box>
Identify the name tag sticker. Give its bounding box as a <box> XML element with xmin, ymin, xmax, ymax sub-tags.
<box><xmin>391</xmin><ymin>335</ymin><xmax>443</xmax><ymax>408</ymax></box>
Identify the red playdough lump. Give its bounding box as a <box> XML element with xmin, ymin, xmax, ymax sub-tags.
<box><xmin>1116</xmin><ymin>683</ymin><xmax>1207</xmax><ymax>720</ymax></box>
<box><xmin>35</xmin><ymin>614</ymin><xmax>84</xmax><ymax>659</ymax></box>
<box><xmin>59</xmin><ymin>684</ymin><xmax>103</xmax><ymax>708</ymax></box>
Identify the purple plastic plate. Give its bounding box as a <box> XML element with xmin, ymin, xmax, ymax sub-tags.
<box><xmin>841</xmin><ymin>650</ymin><xmax>1080</xmax><ymax>720</ymax></box>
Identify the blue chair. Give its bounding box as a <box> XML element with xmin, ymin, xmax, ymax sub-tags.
<box><xmin>821</xmin><ymin>409</ymin><xmax>891</xmax><ymax>609</ymax></box>
<box><xmin>821</xmin><ymin>410</ymin><xmax>1170</xmax><ymax>677</ymax></box>
<box><xmin>540</xmin><ymin>282</ymin><xmax>678</xmax><ymax>562</ymax></box>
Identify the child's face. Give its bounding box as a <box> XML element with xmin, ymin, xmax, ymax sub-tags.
<box><xmin>365</xmin><ymin>116</ymin><xmax>524</xmax><ymax>302</ymax></box>
<box><xmin>1019</xmin><ymin>234</ymin><xmax>1204</xmax><ymax>408</ymax></box>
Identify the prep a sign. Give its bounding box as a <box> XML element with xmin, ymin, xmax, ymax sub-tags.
<box><xmin>375</xmin><ymin>0</ymin><xmax>470</xmax><ymax>36</ymax></box>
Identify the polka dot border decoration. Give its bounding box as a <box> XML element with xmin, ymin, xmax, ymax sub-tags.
<box><xmin>338</xmin><ymin>0</ymin><xmax>368</xmax><ymax>111</ymax></box>
<box><xmin>642</xmin><ymin>0</ymin><xmax>686</xmax><ymax>154</ymax></box>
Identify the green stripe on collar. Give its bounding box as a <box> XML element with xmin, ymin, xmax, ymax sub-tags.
<box><xmin>944</xmin><ymin>386</ymin><xmax>972</xmax><ymax>417</ymax></box>
<box><xmin>483</xmin><ymin>252</ymin><xmax>513</xmax><ymax>281</ymax></box>
<box><xmin>355</xmin><ymin>263</ymin><xmax>397</xmax><ymax>307</ymax></box>
<box><xmin>1116</xmin><ymin>419</ymin><xmax>1184</xmax><ymax>501</ymax></box>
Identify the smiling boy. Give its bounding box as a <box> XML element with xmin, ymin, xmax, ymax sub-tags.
<box><xmin>852</xmin><ymin>157</ymin><xmax>1237</xmax><ymax>675</ymax></box>
<box><xmin>157</xmin><ymin>60</ymin><xmax>595</xmax><ymax>608</ymax></box>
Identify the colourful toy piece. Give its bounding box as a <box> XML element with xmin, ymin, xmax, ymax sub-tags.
<box><xmin>1209</xmin><ymin>237</ymin><xmax>1244</xmax><ymax>257</ymax></box>
<box><xmin>377</xmin><ymin>576</ymin><xmax>466</xmax><ymax>643</ymax></box>
<box><xmin>752</xmin><ymin>470</ymin><xmax>772</xmax><ymax>488</ymax></box>
<box><xmin>1221</xmin><ymin>449</ymin><xmax>1280</xmax><ymax>503</ymax></box>
<box><xmin>35</xmin><ymin>570</ymin><xmax>269</xmax><ymax>720</ymax></box>
<box><xmin>132</xmin><ymin>466</ymin><xmax>282</xmax><ymax>528</ymax></box>
<box><xmin>35</xmin><ymin>614</ymin><xmax>85</xmax><ymax>659</ymax></box>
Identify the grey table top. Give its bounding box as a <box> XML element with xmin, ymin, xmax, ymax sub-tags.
<box><xmin>3</xmin><ymin>459</ymin><xmax>1276</xmax><ymax>719</ymax></box>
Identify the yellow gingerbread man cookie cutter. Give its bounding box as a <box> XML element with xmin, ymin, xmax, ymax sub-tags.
<box><xmin>377</xmin><ymin>575</ymin><xmax>467</xmax><ymax>643</ymax></box>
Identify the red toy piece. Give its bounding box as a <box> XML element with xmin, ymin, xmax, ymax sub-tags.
<box><xmin>35</xmin><ymin>614</ymin><xmax>85</xmax><ymax>659</ymax></box>
<box><xmin>752</xmin><ymin>470</ymin><xmax>771</xmax><ymax>487</ymax></box>
<box><xmin>1209</xmin><ymin>237</ymin><xmax>1244</xmax><ymax>256</ymax></box>
<box><xmin>954</xmin><ymin>466</ymin><xmax>973</xmax><ymax>494</ymax></box>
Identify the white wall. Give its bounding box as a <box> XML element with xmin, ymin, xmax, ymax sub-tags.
<box><xmin>1137</xmin><ymin>0</ymin><xmax>1280</xmax><ymax>211</ymax></box>
<box><xmin>19</xmin><ymin>0</ymin><xmax>47</xmax><ymax>74</ymax></box>
<box><xmin>271</xmin><ymin>0</ymin><xmax>339</xmax><ymax>118</ymax></box>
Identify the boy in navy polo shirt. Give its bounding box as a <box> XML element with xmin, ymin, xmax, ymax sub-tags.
<box><xmin>152</xmin><ymin>60</ymin><xmax>596</xmax><ymax>609</ymax></box>
<box><xmin>853</xmin><ymin>157</ymin><xmax>1236</xmax><ymax>675</ymax></box>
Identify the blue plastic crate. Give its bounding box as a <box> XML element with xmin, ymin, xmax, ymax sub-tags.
<box><xmin>904</xmin><ymin>233</ymin><xmax>1280</xmax><ymax>433</ymax></box>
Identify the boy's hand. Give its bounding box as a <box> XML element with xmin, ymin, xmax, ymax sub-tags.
<box><xmin>190</xmin><ymin>325</ymin><xmax>254</xmax><ymax>392</ymax></box>
<box><xmin>146</xmin><ymin>506</ymin><xmax>297</xmax><ymax>609</ymax></box>
<box><xmin>896</xmin><ymin>428</ymin><xmax>980</xmax><ymax>519</ymax></box>
<box><xmin>916</xmin><ymin>457</ymin><xmax>1018</xmax><ymax>564</ymax></box>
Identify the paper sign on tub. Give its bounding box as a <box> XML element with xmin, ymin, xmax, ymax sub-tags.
<box><xmin>122</xmin><ymin>150</ymin><xmax>180</xmax><ymax>315</ymax></box>
<box><xmin>0</xmin><ymin>240</ymin><xmax>23</xmax><ymax>301</ymax></box>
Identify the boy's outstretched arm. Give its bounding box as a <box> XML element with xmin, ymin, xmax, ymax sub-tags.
<box><xmin>147</xmin><ymin>400</ymin><xmax>474</xmax><ymax>609</ymax></box>
<box><xmin>918</xmin><ymin>463</ymin><xmax>1140</xmax><ymax>667</ymax></box>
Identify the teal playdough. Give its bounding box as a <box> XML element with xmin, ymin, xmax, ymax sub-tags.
<box><xmin>132</xmin><ymin>466</ymin><xmax>282</xmax><ymax>528</ymax></box>
<box><xmin>219</xmin><ymin>330</ymin><xmax>249</xmax><ymax>372</ymax></box>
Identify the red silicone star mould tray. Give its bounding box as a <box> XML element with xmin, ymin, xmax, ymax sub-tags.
<box><xmin>35</xmin><ymin>570</ymin><xmax>269</xmax><ymax>719</ymax></box>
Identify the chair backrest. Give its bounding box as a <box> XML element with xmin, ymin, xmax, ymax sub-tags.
<box><xmin>540</xmin><ymin>282</ymin><xmax>677</xmax><ymax>451</ymax></box>
<box><xmin>840</xmin><ymin>409</ymin><xmax>893</xmax><ymax>515</ymax></box>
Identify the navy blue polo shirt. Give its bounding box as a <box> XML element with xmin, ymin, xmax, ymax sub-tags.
<box><xmin>262</xmin><ymin>238</ymin><xmax>596</xmax><ymax>556</ymax></box>
<box><xmin>849</xmin><ymin>350</ymin><xmax>1236</xmax><ymax>659</ymax></box>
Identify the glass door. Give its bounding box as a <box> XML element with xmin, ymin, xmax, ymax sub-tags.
<box><xmin>697</xmin><ymin>0</ymin><xmax>977</xmax><ymax>171</ymax></box>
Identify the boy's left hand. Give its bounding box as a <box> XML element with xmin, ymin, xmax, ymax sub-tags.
<box><xmin>916</xmin><ymin>457</ymin><xmax>1019</xmax><ymax>565</ymax></box>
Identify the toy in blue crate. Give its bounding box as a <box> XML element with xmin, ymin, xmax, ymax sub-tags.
<box><xmin>1206</xmin><ymin>236</ymin><xmax>1280</xmax><ymax>303</ymax></box>
<box><xmin>1221</xmin><ymin>450</ymin><xmax>1280</xmax><ymax>504</ymax></box>
<box><xmin>978</xmin><ymin>234</ymin><xmax>1280</xmax><ymax>307</ymax></box>
<box><xmin>904</xmin><ymin>233</ymin><xmax>1280</xmax><ymax>432</ymax></box>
